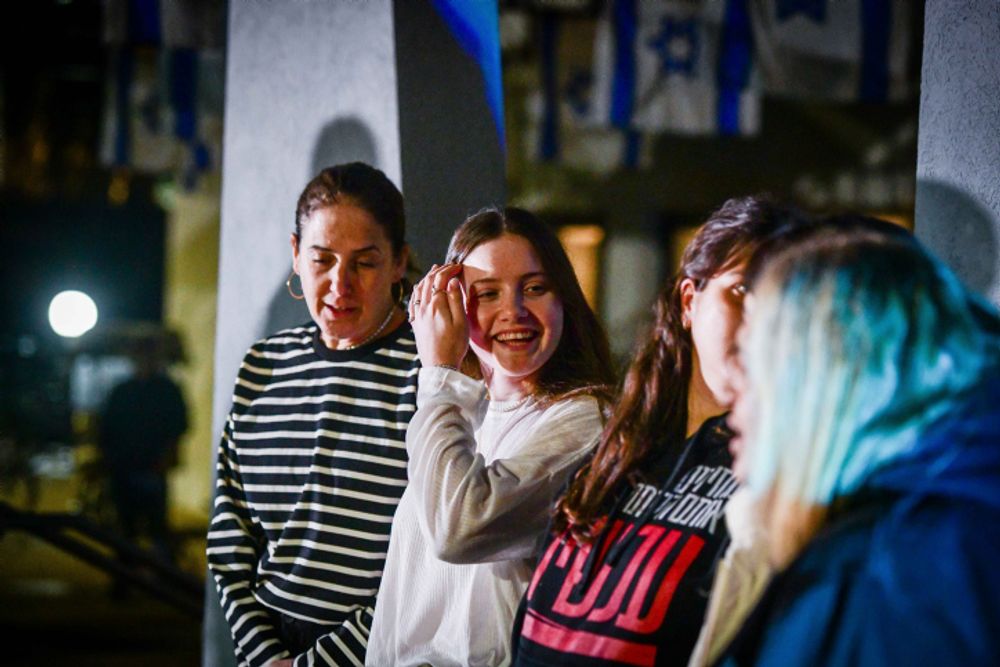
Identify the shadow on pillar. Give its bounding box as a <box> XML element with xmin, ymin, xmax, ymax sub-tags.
<box><xmin>310</xmin><ymin>117</ymin><xmax>380</xmax><ymax>176</ymax></box>
<box><xmin>262</xmin><ymin>117</ymin><xmax>379</xmax><ymax>336</ymax></box>
<box><xmin>915</xmin><ymin>179</ymin><xmax>1000</xmax><ymax>299</ymax></box>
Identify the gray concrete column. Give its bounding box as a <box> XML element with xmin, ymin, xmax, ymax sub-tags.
<box><xmin>601</xmin><ymin>206</ymin><xmax>670</xmax><ymax>368</ymax></box>
<box><xmin>204</xmin><ymin>2</ymin><xmax>504</xmax><ymax>665</ymax></box>
<box><xmin>602</xmin><ymin>224</ymin><xmax>667</xmax><ymax>361</ymax></box>
<box><xmin>914</xmin><ymin>0</ymin><xmax>1000</xmax><ymax>307</ymax></box>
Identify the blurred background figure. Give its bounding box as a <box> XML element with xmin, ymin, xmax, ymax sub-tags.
<box><xmin>99</xmin><ymin>333</ymin><xmax>188</xmax><ymax>561</ymax></box>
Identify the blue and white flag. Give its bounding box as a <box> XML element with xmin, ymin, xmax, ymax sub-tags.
<box><xmin>526</xmin><ymin>14</ymin><xmax>652</xmax><ymax>175</ymax></box>
<box><xmin>750</xmin><ymin>0</ymin><xmax>913</xmax><ymax>102</ymax></box>
<box><xmin>589</xmin><ymin>0</ymin><xmax>760</xmax><ymax>136</ymax></box>
<box><xmin>100</xmin><ymin>47</ymin><xmax>224</xmax><ymax>186</ymax></box>
<box><xmin>100</xmin><ymin>47</ymin><xmax>177</xmax><ymax>173</ymax></box>
<box><xmin>99</xmin><ymin>0</ymin><xmax>224</xmax><ymax>187</ymax></box>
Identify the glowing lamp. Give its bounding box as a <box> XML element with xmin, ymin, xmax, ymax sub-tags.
<box><xmin>48</xmin><ymin>290</ymin><xmax>98</xmax><ymax>338</ymax></box>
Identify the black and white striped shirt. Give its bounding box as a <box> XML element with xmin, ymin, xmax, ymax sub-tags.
<box><xmin>208</xmin><ymin>322</ymin><xmax>418</xmax><ymax>667</ymax></box>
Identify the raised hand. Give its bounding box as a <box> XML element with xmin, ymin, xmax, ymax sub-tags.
<box><xmin>409</xmin><ymin>264</ymin><xmax>468</xmax><ymax>368</ymax></box>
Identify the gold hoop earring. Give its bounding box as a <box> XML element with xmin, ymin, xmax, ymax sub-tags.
<box><xmin>392</xmin><ymin>281</ymin><xmax>404</xmax><ymax>307</ymax></box>
<box><xmin>286</xmin><ymin>272</ymin><xmax>305</xmax><ymax>300</ymax></box>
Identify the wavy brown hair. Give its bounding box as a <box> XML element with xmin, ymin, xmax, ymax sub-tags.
<box><xmin>553</xmin><ymin>196</ymin><xmax>802</xmax><ymax>543</ymax></box>
<box><xmin>446</xmin><ymin>206</ymin><xmax>616</xmax><ymax>405</ymax></box>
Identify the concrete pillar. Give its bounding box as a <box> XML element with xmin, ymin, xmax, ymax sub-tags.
<box><xmin>204</xmin><ymin>2</ymin><xmax>503</xmax><ymax>665</ymax></box>
<box><xmin>914</xmin><ymin>0</ymin><xmax>1000</xmax><ymax>307</ymax></box>
<box><xmin>602</xmin><ymin>225</ymin><xmax>666</xmax><ymax>360</ymax></box>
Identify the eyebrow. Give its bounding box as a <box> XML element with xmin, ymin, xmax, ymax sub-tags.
<box><xmin>470</xmin><ymin>271</ymin><xmax>547</xmax><ymax>287</ymax></box>
<box><xmin>309</xmin><ymin>244</ymin><xmax>382</xmax><ymax>255</ymax></box>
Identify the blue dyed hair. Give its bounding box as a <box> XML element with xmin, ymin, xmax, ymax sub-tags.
<box><xmin>741</xmin><ymin>226</ymin><xmax>1000</xmax><ymax>506</ymax></box>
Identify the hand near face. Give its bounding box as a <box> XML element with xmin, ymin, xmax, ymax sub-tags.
<box><xmin>409</xmin><ymin>264</ymin><xmax>469</xmax><ymax>368</ymax></box>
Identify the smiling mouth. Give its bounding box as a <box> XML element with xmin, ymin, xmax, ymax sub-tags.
<box><xmin>494</xmin><ymin>330</ymin><xmax>539</xmax><ymax>345</ymax></box>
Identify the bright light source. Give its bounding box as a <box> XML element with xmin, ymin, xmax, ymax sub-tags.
<box><xmin>48</xmin><ymin>291</ymin><xmax>99</xmax><ymax>338</ymax></box>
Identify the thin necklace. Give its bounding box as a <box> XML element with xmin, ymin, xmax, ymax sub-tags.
<box><xmin>489</xmin><ymin>394</ymin><xmax>531</xmax><ymax>412</ymax></box>
<box><xmin>340</xmin><ymin>305</ymin><xmax>397</xmax><ymax>351</ymax></box>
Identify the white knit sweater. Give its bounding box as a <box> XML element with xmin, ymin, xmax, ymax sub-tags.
<box><xmin>366</xmin><ymin>366</ymin><xmax>603</xmax><ymax>667</ymax></box>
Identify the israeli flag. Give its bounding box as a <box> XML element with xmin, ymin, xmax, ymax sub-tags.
<box><xmin>100</xmin><ymin>47</ymin><xmax>223</xmax><ymax>188</ymax></box>
<box><xmin>99</xmin><ymin>47</ymin><xmax>178</xmax><ymax>173</ymax></box>
<box><xmin>99</xmin><ymin>0</ymin><xmax>225</xmax><ymax>187</ymax></box>
<box><xmin>527</xmin><ymin>14</ymin><xmax>651</xmax><ymax>174</ymax></box>
<box><xmin>750</xmin><ymin>0</ymin><xmax>913</xmax><ymax>102</ymax></box>
<box><xmin>589</xmin><ymin>0</ymin><xmax>760</xmax><ymax>136</ymax></box>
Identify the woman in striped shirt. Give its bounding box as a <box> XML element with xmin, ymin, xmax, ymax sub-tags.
<box><xmin>207</xmin><ymin>163</ymin><xmax>419</xmax><ymax>667</ymax></box>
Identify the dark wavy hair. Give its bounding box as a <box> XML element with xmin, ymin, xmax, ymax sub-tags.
<box><xmin>553</xmin><ymin>196</ymin><xmax>805</xmax><ymax>543</ymax></box>
<box><xmin>446</xmin><ymin>206</ymin><xmax>616</xmax><ymax>405</ymax></box>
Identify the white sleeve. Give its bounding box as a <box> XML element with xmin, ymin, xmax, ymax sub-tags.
<box><xmin>406</xmin><ymin>366</ymin><xmax>602</xmax><ymax>564</ymax></box>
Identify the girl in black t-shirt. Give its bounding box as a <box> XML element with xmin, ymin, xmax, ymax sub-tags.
<box><xmin>511</xmin><ymin>197</ymin><xmax>804</xmax><ymax>667</ymax></box>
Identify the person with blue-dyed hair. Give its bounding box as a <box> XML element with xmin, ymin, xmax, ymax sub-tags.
<box><xmin>721</xmin><ymin>220</ymin><xmax>1000</xmax><ymax>666</ymax></box>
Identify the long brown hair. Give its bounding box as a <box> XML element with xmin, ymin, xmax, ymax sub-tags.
<box><xmin>553</xmin><ymin>196</ymin><xmax>798</xmax><ymax>543</ymax></box>
<box><xmin>446</xmin><ymin>206</ymin><xmax>616</xmax><ymax>404</ymax></box>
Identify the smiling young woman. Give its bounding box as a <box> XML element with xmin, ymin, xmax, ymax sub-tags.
<box><xmin>366</xmin><ymin>207</ymin><xmax>615</xmax><ymax>667</ymax></box>
<box><xmin>458</xmin><ymin>231</ymin><xmax>565</xmax><ymax>399</ymax></box>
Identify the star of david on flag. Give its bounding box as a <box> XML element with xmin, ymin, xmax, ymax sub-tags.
<box><xmin>648</xmin><ymin>17</ymin><xmax>700</xmax><ymax>78</ymax></box>
<box><xmin>527</xmin><ymin>13</ymin><xmax>652</xmax><ymax>174</ymax></box>
<box><xmin>588</xmin><ymin>0</ymin><xmax>760</xmax><ymax>137</ymax></box>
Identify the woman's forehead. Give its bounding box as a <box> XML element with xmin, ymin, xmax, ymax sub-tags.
<box><xmin>302</xmin><ymin>204</ymin><xmax>389</xmax><ymax>247</ymax></box>
<box><xmin>462</xmin><ymin>234</ymin><xmax>543</xmax><ymax>274</ymax></box>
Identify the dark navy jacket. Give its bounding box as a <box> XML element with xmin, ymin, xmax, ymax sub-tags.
<box><xmin>720</xmin><ymin>373</ymin><xmax>1000</xmax><ymax>666</ymax></box>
